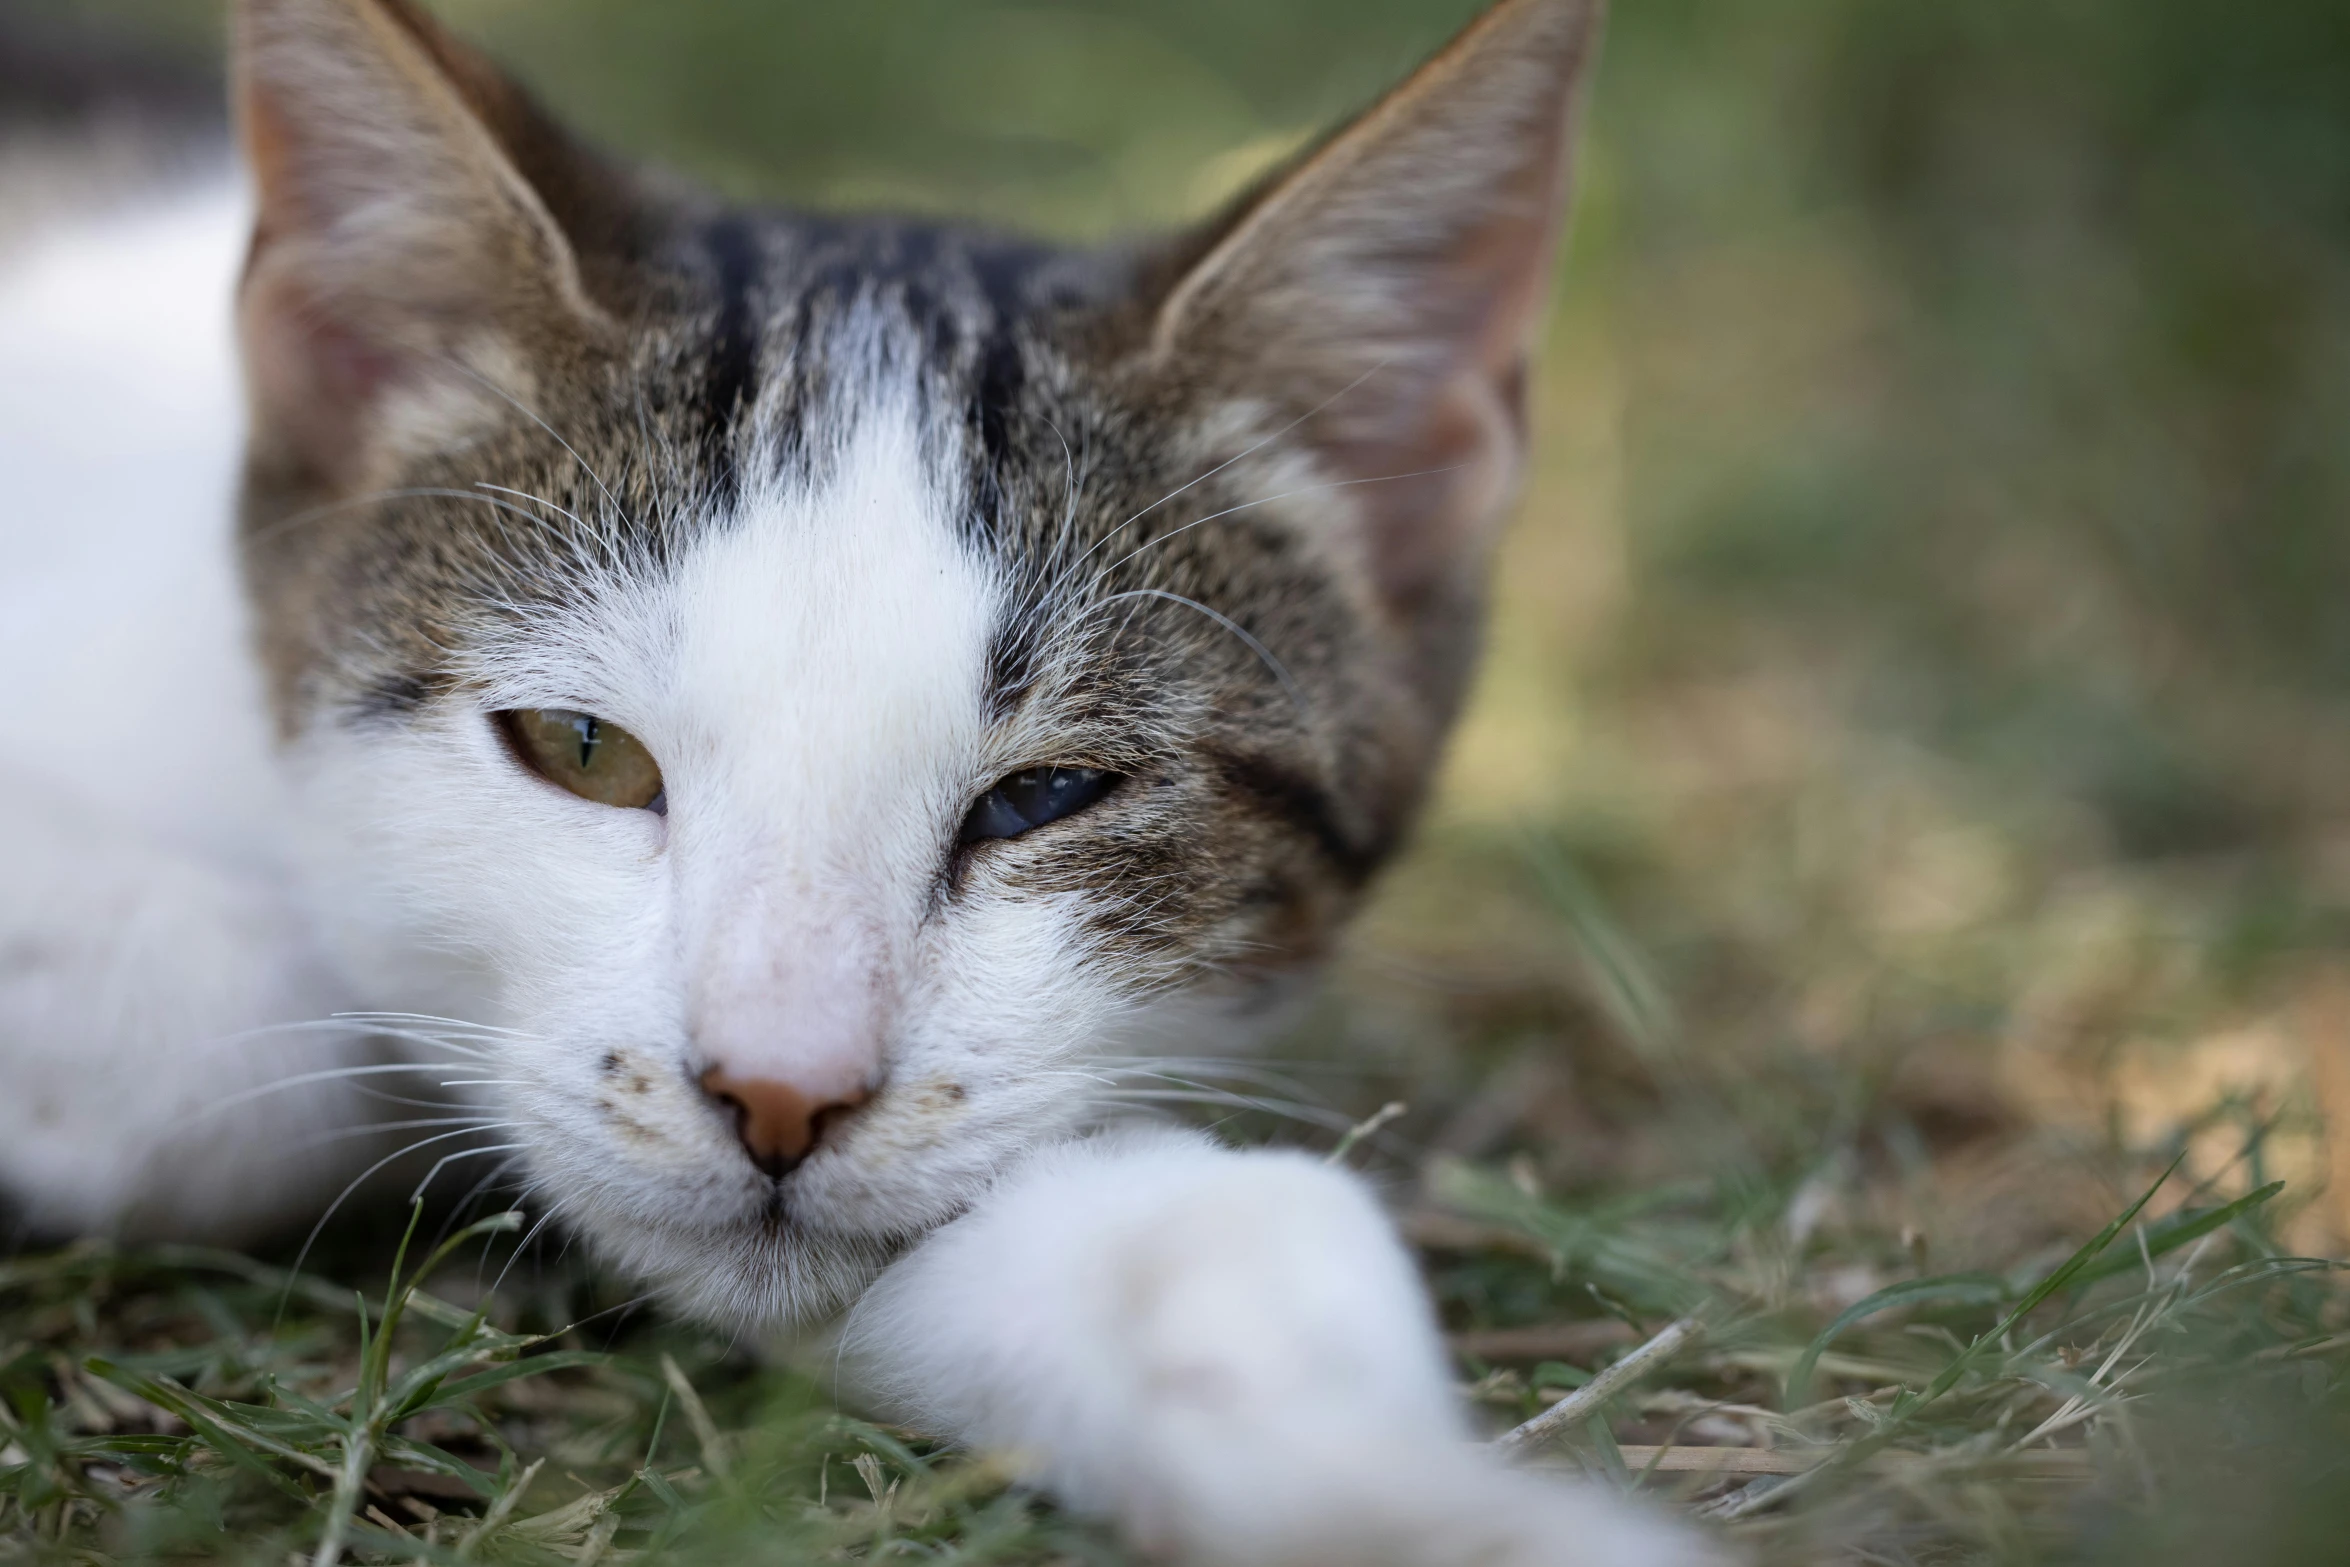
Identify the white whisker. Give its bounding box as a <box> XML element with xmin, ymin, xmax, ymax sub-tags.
<box><xmin>282</xmin><ymin>1125</ymin><xmax>526</xmax><ymax>1300</ymax></box>
<box><xmin>1094</xmin><ymin>1087</ymin><xmax>1360</xmax><ymax>1134</ymax></box>
<box><xmin>1090</xmin><ymin>587</ymin><xmax>1305</xmax><ymax>708</ymax></box>
<box><xmin>329</xmin><ymin>1011</ymin><xmax>536</xmax><ymax>1039</ymax></box>
<box><xmin>474</xmin><ymin>481</ymin><xmax>589</xmax><ymax>532</ymax></box>
<box><xmin>1082</xmin><ymin>462</ymin><xmax>1467</xmax><ymax>597</ymax></box>
<box><xmin>442</xmin><ymin>358</ymin><xmax>628</xmax><ymax>524</ymax></box>
<box><xmin>293</xmin><ymin>1116</ymin><xmax>521</xmax><ymax>1154</ymax></box>
<box><xmin>408</xmin><ymin>1142</ymin><xmax>529</xmax><ymax>1207</ymax></box>
<box><xmin>200</xmin><ymin>1062</ymin><xmax>505</xmax><ymax>1119</ymax></box>
<box><xmin>488</xmin><ymin>1208</ymin><xmax>565</xmax><ymax>1297</ymax></box>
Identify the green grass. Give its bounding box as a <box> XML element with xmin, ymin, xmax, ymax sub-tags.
<box><xmin>5</xmin><ymin>1077</ymin><xmax>2343</xmax><ymax>1564</ymax></box>
<box><xmin>0</xmin><ymin>1221</ymin><xmax>1125</xmax><ymax>1564</ymax></box>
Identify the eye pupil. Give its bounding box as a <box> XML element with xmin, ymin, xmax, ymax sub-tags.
<box><xmin>499</xmin><ymin>708</ymin><xmax>666</xmax><ymax>813</ymax></box>
<box><xmin>960</xmin><ymin>766</ymin><xmax>1112</xmax><ymax>845</ymax></box>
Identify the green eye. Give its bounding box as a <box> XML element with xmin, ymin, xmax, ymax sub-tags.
<box><xmin>500</xmin><ymin>709</ymin><xmax>666</xmax><ymax>813</ymax></box>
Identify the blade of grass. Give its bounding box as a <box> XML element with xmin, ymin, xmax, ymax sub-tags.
<box><xmin>2070</xmin><ymin>1181</ymin><xmax>2284</xmax><ymax>1292</ymax></box>
<box><xmin>1901</xmin><ymin>1151</ymin><xmax>2186</xmax><ymax>1415</ymax></box>
<box><xmin>83</xmin><ymin>1361</ymin><xmax>332</xmax><ymax>1483</ymax></box>
<box><xmin>1784</xmin><ymin>1273</ymin><xmax>2011</xmax><ymax>1408</ymax></box>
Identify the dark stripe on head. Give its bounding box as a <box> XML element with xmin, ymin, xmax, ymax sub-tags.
<box><xmin>347</xmin><ymin>669</ymin><xmax>436</xmax><ymax>726</ymax></box>
<box><xmin>698</xmin><ymin>213</ymin><xmax>762</xmax><ymax>505</ymax></box>
<box><xmin>973</xmin><ymin>325</ymin><xmax>1024</xmax><ymax>477</ymax></box>
<box><xmin>982</xmin><ymin>619</ymin><xmax>1041</xmax><ymax>722</ymax></box>
<box><xmin>967</xmin><ymin>238</ymin><xmax>1046</xmax><ymax>485</ymax></box>
<box><xmin>965</xmin><ymin>321</ymin><xmax>1023</xmax><ymax>561</ymax></box>
<box><xmin>955</xmin><ymin>236</ymin><xmax>1050</xmax><ymax>554</ymax></box>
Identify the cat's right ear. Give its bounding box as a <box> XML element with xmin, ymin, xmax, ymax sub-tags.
<box><xmin>1133</xmin><ymin>0</ymin><xmax>1602</xmax><ymax>678</ymax></box>
<box><xmin>233</xmin><ymin>0</ymin><xmax>612</xmax><ymax>492</ymax></box>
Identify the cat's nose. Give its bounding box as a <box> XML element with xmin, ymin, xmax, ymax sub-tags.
<box><xmin>698</xmin><ymin>1068</ymin><xmax>869</xmax><ymax>1178</ymax></box>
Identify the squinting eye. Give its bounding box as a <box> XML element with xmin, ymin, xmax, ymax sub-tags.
<box><xmin>960</xmin><ymin>766</ymin><xmax>1113</xmax><ymax>844</ymax></box>
<box><xmin>500</xmin><ymin>709</ymin><xmax>667</xmax><ymax>813</ymax></box>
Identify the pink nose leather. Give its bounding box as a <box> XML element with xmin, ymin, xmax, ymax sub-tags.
<box><xmin>699</xmin><ymin>1068</ymin><xmax>869</xmax><ymax>1177</ymax></box>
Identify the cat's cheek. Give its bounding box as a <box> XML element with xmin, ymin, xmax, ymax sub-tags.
<box><xmin>520</xmin><ymin>1093</ymin><xmax>762</xmax><ymax>1235</ymax></box>
<box><xmin>282</xmin><ymin>713</ymin><xmax>693</xmax><ymax>1121</ymax></box>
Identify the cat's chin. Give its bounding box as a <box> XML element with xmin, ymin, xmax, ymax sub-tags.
<box><xmin>581</xmin><ymin>1200</ymin><xmax>908</xmax><ymax>1329</ymax></box>
<box><xmin>552</xmin><ymin>1146</ymin><xmax>997</xmax><ymax>1329</ymax></box>
<box><xmin>510</xmin><ymin>1081</ymin><xmax>1077</xmax><ymax>1327</ymax></box>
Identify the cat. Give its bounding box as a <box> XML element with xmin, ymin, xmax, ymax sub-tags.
<box><xmin>0</xmin><ymin>1</ymin><xmax>1724</xmax><ymax>1561</ymax></box>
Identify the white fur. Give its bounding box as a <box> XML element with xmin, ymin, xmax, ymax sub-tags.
<box><xmin>0</xmin><ymin>184</ymin><xmax>1720</xmax><ymax>1564</ymax></box>
<box><xmin>0</xmin><ymin>176</ymin><xmax>261</xmax><ymax>852</ymax></box>
<box><xmin>848</xmin><ymin>1127</ymin><xmax>1725</xmax><ymax>1567</ymax></box>
<box><xmin>0</xmin><ymin>177</ymin><xmax>397</xmax><ymax>1238</ymax></box>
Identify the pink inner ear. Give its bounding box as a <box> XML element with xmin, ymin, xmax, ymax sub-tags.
<box><xmin>239</xmin><ymin>260</ymin><xmax>406</xmax><ymax>490</ymax></box>
<box><xmin>1314</xmin><ymin>218</ymin><xmax>1547</xmax><ymax>615</ymax></box>
<box><xmin>1326</xmin><ymin>364</ymin><xmax>1525</xmax><ymax>617</ymax></box>
<box><xmin>237</xmin><ymin>82</ymin><xmax>410</xmax><ymax>489</ymax></box>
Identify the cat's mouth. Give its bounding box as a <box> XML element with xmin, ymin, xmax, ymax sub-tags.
<box><xmin>517</xmin><ymin>1053</ymin><xmax>1032</xmax><ymax>1323</ymax></box>
<box><xmin>562</xmin><ymin>1158</ymin><xmax>937</xmax><ymax>1328</ymax></box>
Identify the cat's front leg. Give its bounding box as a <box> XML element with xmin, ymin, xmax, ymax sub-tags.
<box><xmin>843</xmin><ymin>1126</ymin><xmax>1725</xmax><ymax>1567</ymax></box>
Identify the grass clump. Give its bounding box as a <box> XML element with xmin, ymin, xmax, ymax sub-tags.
<box><xmin>0</xmin><ymin>1217</ymin><xmax>1122</xmax><ymax>1565</ymax></box>
<box><xmin>4</xmin><ymin>1095</ymin><xmax>2343</xmax><ymax>1565</ymax></box>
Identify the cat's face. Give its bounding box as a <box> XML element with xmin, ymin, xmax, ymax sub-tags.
<box><xmin>260</xmin><ymin>299</ymin><xmax>1434</xmax><ymax>1322</ymax></box>
<box><xmin>231</xmin><ymin>0</ymin><xmax>1594</xmax><ymax>1324</ymax></box>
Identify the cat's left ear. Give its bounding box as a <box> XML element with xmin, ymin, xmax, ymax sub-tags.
<box><xmin>233</xmin><ymin>0</ymin><xmax>616</xmax><ymax>491</ymax></box>
<box><xmin>1142</xmin><ymin>0</ymin><xmax>1603</xmax><ymax>633</ymax></box>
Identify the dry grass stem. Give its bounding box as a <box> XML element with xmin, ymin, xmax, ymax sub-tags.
<box><xmin>1492</xmin><ymin>1315</ymin><xmax>1704</xmax><ymax>1455</ymax></box>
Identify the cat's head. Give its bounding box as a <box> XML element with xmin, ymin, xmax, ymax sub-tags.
<box><xmin>231</xmin><ymin>0</ymin><xmax>1599</xmax><ymax>1324</ymax></box>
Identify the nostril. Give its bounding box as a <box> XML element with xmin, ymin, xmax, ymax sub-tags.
<box><xmin>698</xmin><ymin>1067</ymin><xmax>869</xmax><ymax>1179</ymax></box>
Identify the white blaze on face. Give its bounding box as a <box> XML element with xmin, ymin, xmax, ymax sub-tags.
<box><xmin>290</xmin><ymin>381</ymin><xmax>1144</xmax><ymax>1317</ymax></box>
<box><xmin>656</xmin><ymin>401</ymin><xmax>1000</xmax><ymax>1099</ymax></box>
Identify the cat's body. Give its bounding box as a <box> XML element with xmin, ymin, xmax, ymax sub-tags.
<box><xmin>0</xmin><ymin>3</ymin><xmax>1722</xmax><ymax>1562</ymax></box>
<box><xmin>0</xmin><ymin>173</ymin><xmax>368</xmax><ymax>1238</ymax></box>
